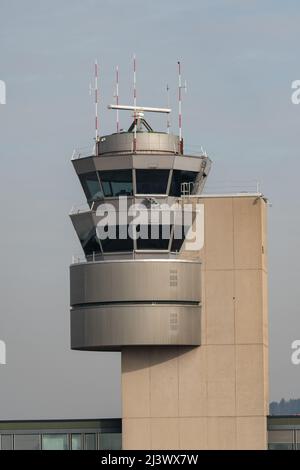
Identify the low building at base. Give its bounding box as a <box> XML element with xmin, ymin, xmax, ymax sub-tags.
<box><xmin>0</xmin><ymin>419</ymin><xmax>121</xmax><ymax>450</ymax></box>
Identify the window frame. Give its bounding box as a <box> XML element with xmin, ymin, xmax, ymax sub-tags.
<box><xmin>98</xmin><ymin>170</ymin><xmax>134</xmax><ymax>198</ymax></box>
<box><xmin>79</xmin><ymin>171</ymin><xmax>104</xmax><ymax>202</ymax></box>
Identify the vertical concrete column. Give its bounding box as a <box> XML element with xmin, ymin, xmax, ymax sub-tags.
<box><xmin>121</xmin><ymin>196</ymin><xmax>268</xmax><ymax>450</ymax></box>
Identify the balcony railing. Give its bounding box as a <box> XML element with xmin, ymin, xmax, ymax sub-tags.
<box><xmin>71</xmin><ymin>145</ymin><xmax>96</xmax><ymax>160</ymax></box>
<box><xmin>202</xmin><ymin>180</ymin><xmax>261</xmax><ymax>195</ymax></box>
<box><xmin>71</xmin><ymin>250</ymin><xmax>185</xmax><ymax>264</ymax></box>
<box><xmin>71</xmin><ymin>142</ymin><xmax>208</xmax><ymax>160</ymax></box>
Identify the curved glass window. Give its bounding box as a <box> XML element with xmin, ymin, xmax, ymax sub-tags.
<box><xmin>99</xmin><ymin>170</ymin><xmax>133</xmax><ymax>197</ymax></box>
<box><xmin>136</xmin><ymin>170</ymin><xmax>170</xmax><ymax>194</ymax></box>
<box><xmin>79</xmin><ymin>172</ymin><xmax>103</xmax><ymax>202</ymax></box>
<box><xmin>169</xmin><ymin>170</ymin><xmax>198</xmax><ymax>196</ymax></box>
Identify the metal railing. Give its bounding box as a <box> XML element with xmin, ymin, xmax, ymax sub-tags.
<box><xmin>71</xmin><ymin>141</ymin><xmax>208</xmax><ymax>160</ymax></box>
<box><xmin>71</xmin><ymin>145</ymin><xmax>96</xmax><ymax>160</ymax></box>
<box><xmin>72</xmin><ymin>253</ymin><xmax>101</xmax><ymax>264</ymax></box>
<box><xmin>71</xmin><ymin>250</ymin><xmax>185</xmax><ymax>265</ymax></box>
<box><xmin>69</xmin><ymin>201</ymin><xmax>100</xmax><ymax>215</ymax></box>
<box><xmin>184</xmin><ymin>144</ymin><xmax>208</xmax><ymax>157</ymax></box>
<box><xmin>69</xmin><ymin>180</ymin><xmax>262</xmax><ymax>217</ymax></box>
<box><xmin>202</xmin><ymin>179</ymin><xmax>261</xmax><ymax>195</ymax></box>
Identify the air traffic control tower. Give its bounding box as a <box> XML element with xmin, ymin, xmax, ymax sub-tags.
<box><xmin>69</xmin><ymin>99</ymin><xmax>269</xmax><ymax>449</ymax></box>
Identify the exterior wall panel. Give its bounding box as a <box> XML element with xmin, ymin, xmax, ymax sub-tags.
<box><xmin>70</xmin><ymin>260</ymin><xmax>201</xmax><ymax>305</ymax></box>
<box><xmin>70</xmin><ymin>260</ymin><xmax>201</xmax><ymax>350</ymax></box>
<box><xmin>71</xmin><ymin>305</ymin><xmax>201</xmax><ymax>350</ymax></box>
<box><xmin>122</xmin><ymin>196</ymin><xmax>269</xmax><ymax>450</ymax></box>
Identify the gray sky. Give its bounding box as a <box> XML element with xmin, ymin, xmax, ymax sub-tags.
<box><xmin>0</xmin><ymin>0</ymin><xmax>299</xmax><ymax>418</ymax></box>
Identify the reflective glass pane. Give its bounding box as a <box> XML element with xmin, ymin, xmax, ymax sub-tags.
<box><xmin>42</xmin><ymin>434</ymin><xmax>68</xmax><ymax>450</ymax></box>
<box><xmin>268</xmin><ymin>430</ymin><xmax>294</xmax><ymax>450</ymax></box>
<box><xmin>296</xmin><ymin>430</ymin><xmax>300</xmax><ymax>449</ymax></box>
<box><xmin>99</xmin><ymin>433</ymin><xmax>122</xmax><ymax>450</ymax></box>
<box><xmin>268</xmin><ymin>443</ymin><xmax>293</xmax><ymax>450</ymax></box>
<box><xmin>1</xmin><ymin>435</ymin><xmax>13</xmax><ymax>450</ymax></box>
<box><xmin>100</xmin><ymin>225</ymin><xmax>134</xmax><ymax>253</ymax></box>
<box><xmin>71</xmin><ymin>434</ymin><xmax>82</xmax><ymax>450</ymax></box>
<box><xmin>268</xmin><ymin>430</ymin><xmax>293</xmax><ymax>443</ymax></box>
<box><xmin>136</xmin><ymin>225</ymin><xmax>171</xmax><ymax>250</ymax></box>
<box><xmin>99</xmin><ymin>170</ymin><xmax>133</xmax><ymax>197</ymax></box>
<box><xmin>85</xmin><ymin>433</ymin><xmax>96</xmax><ymax>450</ymax></box>
<box><xmin>171</xmin><ymin>225</ymin><xmax>190</xmax><ymax>253</ymax></box>
<box><xmin>14</xmin><ymin>434</ymin><xmax>40</xmax><ymax>450</ymax></box>
<box><xmin>136</xmin><ymin>170</ymin><xmax>169</xmax><ymax>194</ymax></box>
<box><xmin>82</xmin><ymin>228</ymin><xmax>102</xmax><ymax>255</ymax></box>
<box><xmin>79</xmin><ymin>172</ymin><xmax>103</xmax><ymax>201</ymax></box>
<box><xmin>169</xmin><ymin>170</ymin><xmax>198</xmax><ymax>196</ymax></box>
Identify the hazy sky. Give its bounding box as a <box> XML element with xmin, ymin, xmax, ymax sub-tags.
<box><xmin>0</xmin><ymin>0</ymin><xmax>299</xmax><ymax>419</ymax></box>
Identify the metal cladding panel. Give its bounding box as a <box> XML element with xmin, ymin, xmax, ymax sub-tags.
<box><xmin>94</xmin><ymin>155</ymin><xmax>133</xmax><ymax>171</ymax></box>
<box><xmin>70</xmin><ymin>260</ymin><xmax>201</xmax><ymax>305</ymax></box>
<box><xmin>71</xmin><ymin>304</ymin><xmax>201</xmax><ymax>350</ymax></box>
<box><xmin>73</xmin><ymin>154</ymin><xmax>210</xmax><ymax>175</ymax></box>
<box><xmin>70</xmin><ymin>211</ymin><xmax>97</xmax><ymax>241</ymax></box>
<box><xmin>173</xmin><ymin>155</ymin><xmax>205</xmax><ymax>172</ymax></box>
<box><xmin>98</xmin><ymin>132</ymin><xmax>179</xmax><ymax>155</ymax></box>
<box><xmin>72</xmin><ymin>157</ymin><xmax>96</xmax><ymax>175</ymax></box>
<box><xmin>132</xmin><ymin>154</ymin><xmax>174</xmax><ymax>169</ymax></box>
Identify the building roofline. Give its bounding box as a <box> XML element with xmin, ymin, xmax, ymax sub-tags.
<box><xmin>193</xmin><ymin>192</ymin><xmax>264</xmax><ymax>199</ymax></box>
<box><xmin>0</xmin><ymin>418</ymin><xmax>121</xmax><ymax>423</ymax></box>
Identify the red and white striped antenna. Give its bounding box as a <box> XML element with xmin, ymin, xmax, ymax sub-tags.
<box><xmin>108</xmin><ymin>56</ymin><xmax>172</xmax><ymax>136</ymax></box>
<box><xmin>178</xmin><ymin>61</ymin><xmax>182</xmax><ymax>152</ymax></box>
<box><xmin>133</xmin><ymin>54</ymin><xmax>137</xmax><ymax>151</ymax></box>
<box><xmin>116</xmin><ymin>65</ymin><xmax>119</xmax><ymax>133</ymax></box>
<box><xmin>166</xmin><ymin>84</ymin><xmax>171</xmax><ymax>134</ymax></box>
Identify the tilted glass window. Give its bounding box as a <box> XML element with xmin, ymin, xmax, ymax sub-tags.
<box><xmin>169</xmin><ymin>170</ymin><xmax>198</xmax><ymax>196</ymax></box>
<box><xmin>136</xmin><ymin>225</ymin><xmax>171</xmax><ymax>250</ymax></box>
<box><xmin>79</xmin><ymin>172</ymin><xmax>103</xmax><ymax>201</ymax></box>
<box><xmin>100</xmin><ymin>225</ymin><xmax>134</xmax><ymax>252</ymax></box>
<box><xmin>81</xmin><ymin>228</ymin><xmax>102</xmax><ymax>256</ymax></box>
<box><xmin>99</xmin><ymin>170</ymin><xmax>133</xmax><ymax>197</ymax></box>
<box><xmin>171</xmin><ymin>225</ymin><xmax>190</xmax><ymax>253</ymax></box>
<box><xmin>136</xmin><ymin>170</ymin><xmax>170</xmax><ymax>194</ymax></box>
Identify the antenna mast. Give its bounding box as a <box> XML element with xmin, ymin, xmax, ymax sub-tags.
<box><xmin>166</xmin><ymin>84</ymin><xmax>170</xmax><ymax>134</ymax></box>
<box><xmin>178</xmin><ymin>61</ymin><xmax>183</xmax><ymax>153</ymax></box>
<box><xmin>133</xmin><ymin>54</ymin><xmax>137</xmax><ymax>151</ymax></box>
<box><xmin>94</xmin><ymin>60</ymin><xmax>99</xmax><ymax>147</ymax></box>
<box><xmin>116</xmin><ymin>66</ymin><xmax>120</xmax><ymax>133</ymax></box>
